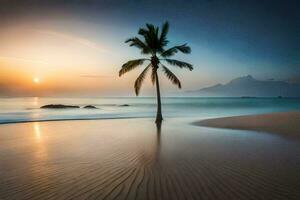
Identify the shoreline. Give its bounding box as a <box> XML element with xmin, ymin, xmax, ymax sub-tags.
<box><xmin>194</xmin><ymin>111</ymin><xmax>300</xmax><ymax>141</ymax></box>
<box><xmin>0</xmin><ymin>116</ymin><xmax>151</xmax><ymax>125</ymax></box>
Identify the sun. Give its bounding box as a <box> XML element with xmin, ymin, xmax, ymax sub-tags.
<box><xmin>33</xmin><ymin>78</ymin><xmax>40</xmax><ymax>84</ymax></box>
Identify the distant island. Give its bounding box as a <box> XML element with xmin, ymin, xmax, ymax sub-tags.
<box><xmin>186</xmin><ymin>75</ymin><xmax>300</xmax><ymax>97</ymax></box>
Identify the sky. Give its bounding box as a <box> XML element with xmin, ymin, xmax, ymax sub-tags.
<box><xmin>0</xmin><ymin>0</ymin><xmax>299</xmax><ymax>97</ymax></box>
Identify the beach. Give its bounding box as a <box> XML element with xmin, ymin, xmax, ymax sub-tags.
<box><xmin>1</xmin><ymin>0</ymin><xmax>299</xmax><ymax>199</ymax></box>
<box><xmin>0</xmin><ymin>117</ymin><xmax>299</xmax><ymax>200</ymax></box>
<box><xmin>195</xmin><ymin>111</ymin><xmax>300</xmax><ymax>141</ymax></box>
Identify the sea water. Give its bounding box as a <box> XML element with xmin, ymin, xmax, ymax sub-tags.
<box><xmin>0</xmin><ymin>97</ymin><xmax>300</xmax><ymax>124</ymax></box>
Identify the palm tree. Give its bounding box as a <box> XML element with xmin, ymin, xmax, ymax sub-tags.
<box><xmin>119</xmin><ymin>21</ymin><xmax>193</xmax><ymax>124</ymax></box>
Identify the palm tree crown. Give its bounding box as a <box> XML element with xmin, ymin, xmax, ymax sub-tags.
<box><xmin>119</xmin><ymin>21</ymin><xmax>193</xmax><ymax>123</ymax></box>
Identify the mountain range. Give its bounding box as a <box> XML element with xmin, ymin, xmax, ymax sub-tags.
<box><xmin>186</xmin><ymin>75</ymin><xmax>300</xmax><ymax>97</ymax></box>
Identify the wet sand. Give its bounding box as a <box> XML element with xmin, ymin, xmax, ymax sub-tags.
<box><xmin>194</xmin><ymin>111</ymin><xmax>300</xmax><ymax>141</ymax></box>
<box><xmin>0</xmin><ymin>118</ymin><xmax>299</xmax><ymax>200</ymax></box>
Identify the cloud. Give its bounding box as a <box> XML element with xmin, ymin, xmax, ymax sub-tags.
<box><xmin>0</xmin><ymin>56</ymin><xmax>51</xmax><ymax>65</ymax></box>
<box><xmin>34</xmin><ymin>29</ymin><xmax>110</xmax><ymax>53</ymax></box>
<box><xmin>80</xmin><ymin>75</ymin><xmax>111</xmax><ymax>79</ymax></box>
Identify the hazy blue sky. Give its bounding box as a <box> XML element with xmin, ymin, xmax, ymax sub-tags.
<box><xmin>0</xmin><ymin>0</ymin><xmax>299</xmax><ymax>96</ymax></box>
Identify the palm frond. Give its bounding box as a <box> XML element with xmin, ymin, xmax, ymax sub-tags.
<box><xmin>120</xmin><ymin>22</ymin><xmax>193</xmax><ymax>98</ymax></box>
<box><xmin>161</xmin><ymin>65</ymin><xmax>181</xmax><ymax>89</ymax></box>
<box><xmin>160</xmin><ymin>44</ymin><xmax>191</xmax><ymax>57</ymax></box>
<box><xmin>160</xmin><ymin>21</ymin><xmax>169</xmax><ymax>47</ymax></box>
<box><xmin>125</xmin><ymin>37</ymin><xmax>151</xmax><ymax>54</ymax></box>
<box><xmin>138</xmin><ymin>27</ymin><xmax>154</xmax><ymax>52</ymax></box>
<box><xmin>164</xmin><ymin>59</ymin><xmax>193</xmax><ymax>71</ymax></box>
<box><xmin>146</xmin><ymin>24</ymin><xmax>156</xmax><ymax>33</ymax></box>
<box><xmin>119</xmin><ymin>59</ymin><xmax>147</xmax><ymax>77</ymax></box>
<box><xmin>138</xmin><ymin>27</ymin><xmax>148</xmax><ymax>36</ymax></box>
<box><xmin>138</xmin><ymin>23</ymin><xmax>163</xmax><ymax>54</ymax></box>
<box><xmin>134</xmin><ymin>64</ymin><xmax>151</xmax><ymax>95</ymax></box>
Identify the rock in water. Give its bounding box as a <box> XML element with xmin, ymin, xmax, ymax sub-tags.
<box><xmin>119</xmin><ymin>104</ymin><xmax>130</xmax><ymax>107</ymax></box>
<box><xmin>83</xmin><ymin>105</ymin><xmax>98</xmax><ymax>109</ymax></box>
<box><xmin>41</xmin><ymin>104</ymin><xmax>80</xmax><ymax>109</ymax></box>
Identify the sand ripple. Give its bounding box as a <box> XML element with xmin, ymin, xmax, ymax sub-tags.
<box><xmin>0</xmin><ymin>119</ymin><xmax>299</xmax><ymax>200</ymax></box>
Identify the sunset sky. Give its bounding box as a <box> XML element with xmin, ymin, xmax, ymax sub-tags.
<box><xmin>0</xmin><ymin>0</ymin><xmax>299</xmax><ymax>97</ymax></box>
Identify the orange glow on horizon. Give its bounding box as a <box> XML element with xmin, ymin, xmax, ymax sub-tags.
<box><xmin>0</xmin><ymin>26</ymin><xmax>122</xmax><ymax>96</ymax></box>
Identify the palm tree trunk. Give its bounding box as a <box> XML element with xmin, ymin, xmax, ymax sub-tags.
<box><xmin>155</xmin><ymin>71</ymin><xmax>163</xmax><ymax>123</ymax></box>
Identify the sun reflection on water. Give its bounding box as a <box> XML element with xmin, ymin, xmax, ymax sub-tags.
<box><xmin>32</xmin><ymin>97</ymin><xmax>39</xmax><ymax>106</ymax></box>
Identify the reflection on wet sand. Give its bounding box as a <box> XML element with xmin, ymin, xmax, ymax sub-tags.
<box><xmin>34</xmin><ymin>122</ymin><xmax>41</xmax><ymax>142</ymax></box>
<box><xmin>0</xmin><ymin>119</ymin><xmax>299</xmax><ymax>200</ymax></box>
<box><xmin>154</xmin><ymin>122</ymin><xmax>161</xmax><ymax>162</ymax></box>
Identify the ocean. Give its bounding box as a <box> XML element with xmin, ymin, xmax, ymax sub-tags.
<box><xmin>0</xmin><ymin>97</ymin><xmax>300</xmax><ymax>124</ymax></box>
